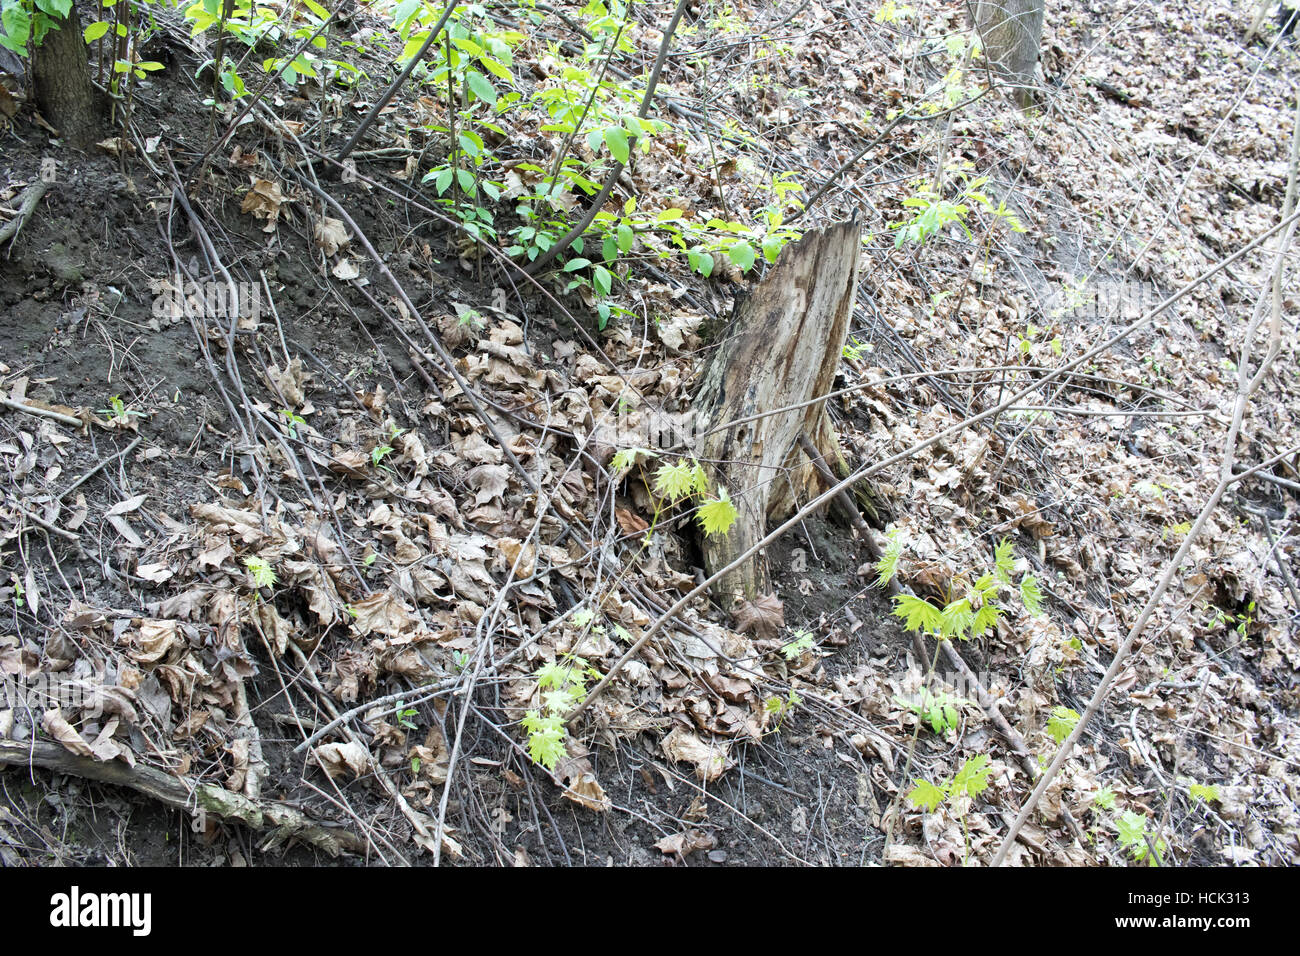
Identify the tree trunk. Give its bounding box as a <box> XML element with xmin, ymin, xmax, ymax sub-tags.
<box><xmin>693</xmin><ymin>220</ymin><xmax>861</xmax><ymax>605</ymax></box>
<box><xmin>32</xmin><ymin>4</ymin><xmax>103</xmax><ymax>148</ymax></box>
<box><xmin>973</xmin><ymin>0</ymin><xmax>1045</xmax><ymax>108</ymax></box>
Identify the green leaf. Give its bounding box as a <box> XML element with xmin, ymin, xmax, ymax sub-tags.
<box><xmin>1114</xmin><ymin>809</ymin><xmax>1161</xmax><ymax>862</ymax></box>
<box><xmin>563</xmin><ymin>258</ymin><xmax>592</xmax><ymax>271</ymax></box>
<box><xmin>592</xmin><ymin>265</ymin><xmax>612</xmax><ymax>297</ymax></box>
<box><xmin>83</xmin><ymin>21</ymin><xmax>110</xmax><ymax>42</ymax></box>
<box><xmin>653</xmin><ymin>460</ymin><xmax>695</xmax><ymax>501</ymax></box>
<box><xmin>35</xmin><ymin>0</ymin><xmax>73</xmax><ymax>19</ymax></box>
<box><xmin>465</xmin><ymin>70</ymin><xmax>496</xmax><ymax>104</ymax></box>
<box><xmin>687</xmin><ymin>248</ymin><xmax>714</xmax><ymax>277</ymax></box>
<box><xmin>697</xmin><ymin>488</ymin><xmax>738</xmax><ymax>538</ymax></box>
<box><xmin>908</xmin><ymin>779</ymin><xmax>945</xmax><ymax>813</ymax></box>
<box><xmin>243</xmin><ymin>556</ymin><xmax>277</xmax><ymax>589</ymax></box>
<box><xmin>611</xmin><ymin>447</ymin><xmax>655</xmax><ymax>472</ymax></box>
<box><xmin>875</xmin><ymin>528</ymin><xmax>903</xmax><ymax>587</ymax></box>
<box><xmin>892</xmin><ymin>594</ymin><xmax>944</xmax><ymax>635</ymax></box>
<box><xmin>479</xmin><ymin>55</ymin><xmax>513</xmax><ymax>80</ymax></box>
<box><xmin>392</xmin><ymin>0</ymin><xmax>422</xmax><ymax>30</ymax></box>
<box><xmin>657</xmin><ymin>208</ymin><xmax>684</xmax><ymax>222</ymax></box>
<box><xmin>1</xmin><ymin>5</ymin><xmax>31</xmax><ymax>54</ymax></box>
<box><xmin>1188</xmin><ymin>783</ymin><xmax>1220</xmax><ymax>804</ymax></box>
<box><xmin>1047</xmin><ymin>706</ymin><xmax>1080</xmax><ymax>745</ymax></box>
<box><xmin>1019</xmin><ymin>573</ymin><xmax>1044</xmax><ymax>616</ymax></box>
<box><xmin>940</xmin><ymin>598</ymin><xmax>974</xmax><ymax>641</ymax></box>
<box><xmin>727</xmin><ymin>240</ymin><xmax>757</xmax><ymax>272</ymax></box>
<box><xmin>616</xmin><ymin>222</ymin><xmax>634</xmax><ymax>253</ymax></box>
<box><xmin>689</xmin><ymin>461</ymin><xmax>709</xmax><ymax>496</ymax></box>
<box><xmin>972</xmin><ymin>602</ymin><xmax>1001</xmax><ymax>637</ymax></box>
<box><xmin>457</xmin><ymin>132</ymin><xmax>481</xmax><ymax>157</ymax></box>
<box><xmin>535</xmin><ymin>661</ymin><xmax>570</xmax><ymax>691</ymax></box>
<box><xmin>604</xmin><ymin>126</ymin><xmax>629</xmax><ymax>164</ymax></box>
<box><xmin>994</xmin><ymin>538</ymin><xmax>1015</xmax><ymax>583</ymax></box>
<box><xmin>521</xmin><ymin>710</ymin><xmax>566</xmax><ymax>770</ymax></box>
<box><xmin>950</xmin><ymin>755</ymin><xmax>991</xmax><ymax>800</ymax></box>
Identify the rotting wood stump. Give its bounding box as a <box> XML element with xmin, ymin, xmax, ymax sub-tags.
<box><xmin>693</xmin><ymin>218</ymin><xmax>861</xmax><ymax>605</ymax></box>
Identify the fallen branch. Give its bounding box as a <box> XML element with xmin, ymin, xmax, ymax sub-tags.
<box><xmin>0</xmin><ymin>739</ymin><xmax>366</xmax><ymax>857</ymax></box>
<box><xmin>0</xmin><ymin>180</ymin><xmax>48</xmax><ymax>246</ymax></box>
<box><xmin>0</xmin><ymin>395</ymin><xmax>83</xmax><ymax>429</ymax></box>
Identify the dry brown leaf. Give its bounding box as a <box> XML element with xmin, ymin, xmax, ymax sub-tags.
<box><xmin>654</xmin><ymin>828</ymin><xmax>715</xmax><ymax>856</ymax></box>
<box><xmin>733</xmin><ymin>592</ymin><xmax>784</xmax><ymax>640</ymax></box>
<box><xmin>41</xmin><ymin>708</ymin><xmax>93</xmax><ymax>757</ymax></box>
<box><xmin>314</xmin><ymin>740</ymin><xmax>370</xmax><ymax>779</ymax></box>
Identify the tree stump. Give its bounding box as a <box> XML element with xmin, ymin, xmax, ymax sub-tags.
<box><xmin>693</xmin><ymin>219</ymin><xmax>861</xmax><ymax>604</ymax></box>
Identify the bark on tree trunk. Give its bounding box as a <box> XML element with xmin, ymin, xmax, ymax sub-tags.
<box><xmin>693</xmin><ymin>220</ymin><xmax>861</xmax><ymax>605</ymax></box>
<box><xmin>973</xmin><ymin>0</ymin><xmax>1045</xmax><ymax>108</ymax></box>
<box><xmin>32</xmin><ymin>4</ymin><xmax>103</xmax><ymax>148</ymax></box>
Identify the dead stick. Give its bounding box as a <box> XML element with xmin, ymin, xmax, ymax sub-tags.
<box><xmin>58</xmin><ymin>435</ymin><xmax>143</xmax><ymax>500</ymax></box>
<box><xmin>0</xmin><ymin>396</ymin><xmax>82</xmax><ymax>429</ymax></box>
<box><xmin>0</xmin><ymin>180</ymin><xmax>48</xmax><ymax>246</ymax></box>
<box><xmin>0</xmin><ymin>739</ymin><xmax>366</xmax><ymax>856</ymax></box>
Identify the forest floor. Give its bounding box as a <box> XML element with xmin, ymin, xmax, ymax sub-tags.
<box><xmin>0</xmin><ymin>0</ymin><xmax>1297</xmax><ymax>867</ymax></box>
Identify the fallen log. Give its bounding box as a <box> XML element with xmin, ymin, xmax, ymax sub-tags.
<box><xmin>0</xmin><ymin>739</ymin><xmax>367</xmax><ymax>857</ymax></box>
<box><xmin>693</xmin><ymin>219</ymin><xmax>861</xmax><ymax>604</ymax></box>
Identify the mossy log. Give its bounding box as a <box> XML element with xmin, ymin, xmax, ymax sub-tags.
<box><xmin>693</xmin><ymin>219</ymin><xmax>861</xmax><ymax>604</ymax></box>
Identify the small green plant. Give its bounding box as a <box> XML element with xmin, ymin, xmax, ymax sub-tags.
<box><xmin>842</xmin><ymin>336</ymin><xmax>870</xmax><ymax>361</ymax></box>
<box><xmin>896</xmin><ymin>687</ymin><xmax>966</xmax><ymax>734</ymax></box>
<box><xmin>781</xmin><ymin>631</ymin><xmax>815</xmax><ymax>661</ymax></box>
<box><xmin>1188</xmin><ymin>782</ymin><xmax>1220</xmax><ymax>805</ymax></box>
<box><xmin>1092</xmin><ymin>786</ymin><xmax>1117</xmax><ymax>811</ymax></box>
<box><xmin>522</xmin><ymin>653</ymin><xmax>602</xmax><ymax>771</ymax></box>
<box><xmin>279</xmin><ymin>409</ymin><xmax>306</xmax><ymax>438</ymax></box>
<box><xmin>1114</xmin><ymin>809</ymin><xmax>1165</xmax><ymax>865</ymax></box>
<box><xmin>611</xmin><ymin>450</ymin><xmax>739</xmax><ymax>541</ymax></box>
<box><xmin>97</xmin><ymin>395</ymin><xmax>145</xmax><ymax>422</ymax></box>
<box><xmin>764</xmin><ymin>689</ymin><xmax>802</xmax><ymax>732</ymax></box>
<box><xmin>892</xmin><ymin>174</ymin><xmax>1024</xmax><ymax>249</ymax></box>
<box><xmin>243</xmin><ymin>555</ymin><xmax>276</xmax><ymax>589</ymax></box>
<box><xmin>908</xmin><ymin>754</ymin><xmax>992</xmax><ymax>864</ymax></box>
<box><xmin>1046</xmin><ymin>706</ymin><xmax>1081</xmax><ymax>745</ymax></box>
<box><xmin>395</xmin><ymin>701</ymin><xmax>418</xmax><ymax>731</ymax></box>
<box><xmin>874</xmin><ymin>0</ymin><xmax>915</xmax><ymax>23</ymax></box>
